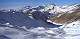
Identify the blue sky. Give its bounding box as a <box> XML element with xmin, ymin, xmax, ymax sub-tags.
<box><xmin>0</xmin><ymin>0</ymin><xmax>80</xmax><ymax>9</ymax></box>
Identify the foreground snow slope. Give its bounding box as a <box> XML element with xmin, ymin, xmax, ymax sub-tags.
<box><xmin>60</xmin><ymin>21</ymin><xmax>80</xmax><ymax>39</ymax></box>
<box><xmin>0</xmin><ymin>21</ymin><xmax>80</xmax><ymax>39</ymax></box>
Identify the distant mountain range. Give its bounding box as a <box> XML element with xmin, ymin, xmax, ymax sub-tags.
<box><xmin>0</xmin><ymin>4</ymin><xmax>80</xmax><ymax>39</ymax></box>
<box><xmin>0</xmin><ymin>4</ymin><xmax>80</xmax><ymax>26</ymax></box>
<box><xmin>21</xmin><ymin>4</ymin><xmax>80</xmax><ymax>25</ymax></box>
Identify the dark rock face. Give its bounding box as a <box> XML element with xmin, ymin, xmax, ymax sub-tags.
<box><xmin>32</xmin><ymin>11</ymin><xmax>49</xmax><ymax>21</ymax></box>
<box><xmin>0</xmin><ymin>11</ymin><xmax>61</xmax><ymax>28</ymax></box>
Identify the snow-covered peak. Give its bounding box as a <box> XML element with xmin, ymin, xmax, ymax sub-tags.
<box><xmin>63</xmin><ymin>4</ymin><xmax>80</xmax><ymax>13</ymax></box>
<box><xmin>43</xmin><ymin>4</ymin><xmax>54</xmax><ymax>11</ymax></box>
<box><xmin>43</xmin><ymin>4</ymin><xmax>80</xmax><ymax>13</ymax></box>
<box><xmin>20</xmin><ymin>4</ymin><xmax>80</xmax><ymax>15</ymax></box>
<box><xmin>46</xmin><ymin>4</ymin><xmax>80</xmax><ymax>25</ymax></box>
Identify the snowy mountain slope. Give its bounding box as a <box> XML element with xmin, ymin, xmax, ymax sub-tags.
<box><xmin>60</xmin><ymin>21</ymin><xmax>80</xmax><ymax>39</ymax></box>
<box><xmin>0</xmin><ymin>25</ymin><xmax>65</xmax><ymax>39</ymax></box>
<box><xmin>47</xmin><ymin>4</ymin><xmax>80</xmax><ymax>25</ymax></box>
<box><xmin>39</xmin><ymin>4</ymin><xmax>80</xmax><ymax>13</ymax></box>
<box><xmin>0</xmin><ymin>4</ymin><xmax>80</xmax><ymax>39</ymax></box>
<box><xmin>0</xmin><ymin>21</ymin><xmax>80</xmax><ymax>39</ymax></box>
<box><xmin>0</xmin><ymin>9</ymin><xmax>61</xmax><ymax>28</ymax></box>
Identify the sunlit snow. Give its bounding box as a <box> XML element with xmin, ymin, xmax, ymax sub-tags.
<box><xmin>0</xmin><ymin>21</ymin><xmax>80</xmax><ymax>39</ymax></box>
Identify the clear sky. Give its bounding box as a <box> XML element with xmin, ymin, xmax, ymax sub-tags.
<box><xmin>0</xmin><ymin>0</ymin><xmax>80</xmax><ymax>9</ymax></box>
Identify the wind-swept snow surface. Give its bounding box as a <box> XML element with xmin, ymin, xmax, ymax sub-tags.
<box><xmin>0</xmin><ymin>26</ymin><xmax>65</xmax><ymax>39</ymax></box>
<box><xmin>0</xmin><ymin>21</ymin><xmax>80</xmax><ymax>39</ymax></box>
<box><xmin>62</xmin><ymin>21</ymin><xmax>80</xmax><ymax>39</ymax></box>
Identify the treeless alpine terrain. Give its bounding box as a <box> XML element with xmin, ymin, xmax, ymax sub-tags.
<box><xmin>49</xmin><ymin>8</ymin><xmax>80</xmax><ymax>24</ymax></box>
